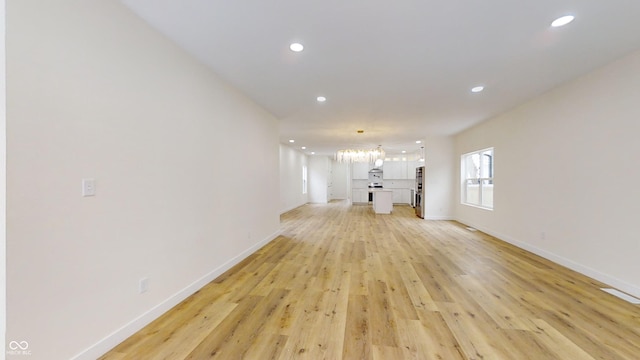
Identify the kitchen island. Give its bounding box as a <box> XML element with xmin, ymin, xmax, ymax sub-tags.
<box><xmin>370</xmin><ymin>189</ymin><xmax>393</xmax><ymax>214</ymax></box>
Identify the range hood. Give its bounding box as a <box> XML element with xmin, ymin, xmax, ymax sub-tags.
<box><xmin>368</xmin><ymin>168</ymin><xmax>383</xmax><ymax>186</ymax></box>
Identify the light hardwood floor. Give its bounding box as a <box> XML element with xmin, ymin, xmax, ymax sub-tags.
<box><xmin>101</xmin><ymin>201</ymin><xmax>640</xmax><ymax>359</ymax></box>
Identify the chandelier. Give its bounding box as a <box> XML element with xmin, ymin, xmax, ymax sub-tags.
<box><xmin>335</xmin><ymin>146</ymin><xmax>385</xmax><ymax>163</ymax></box>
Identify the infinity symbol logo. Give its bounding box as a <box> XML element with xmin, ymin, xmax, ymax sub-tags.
<box><xmin>9</xmin><ymin>340</ymin><xmax>29</xmax><ymax>350</ymax></box>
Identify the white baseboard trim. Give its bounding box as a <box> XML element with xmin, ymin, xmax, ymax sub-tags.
<box><xmin>71</xmin><ymin>229</ymin><xmax>282</xmax><ymax>360</ymax></box>
<box><xmin>424</xmin><ymin>215</ymin><xmax>454</xmax><ymax>220</ymax></box>
<box><xmin>455</xmin><ymin>218</ymin><xmax>640</xmax><ymax>299</ymax></box>
<box><xmin>280</xmin><ymin>202</ymin><xmax>307</xmax><ymax>215</ymax></box>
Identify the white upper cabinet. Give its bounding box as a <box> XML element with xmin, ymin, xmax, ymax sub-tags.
<box><xmin>352</xmin><ymin>159</ymin><xmax>422</xmax><ymax>181</ymax></box>
<box><xmin>383</xmin><ymin>161</ymin><xmax>399</xmax><ymax>179</ymax></box>
<box><xmin>407</xmin><ymin>161</ymin><xmax>418</xmax><ymax>179</ymax></box>
<box><xmin>383</xmin><ymin>161</ymin><xmax>409</xmax><ymax>179</ymax></box>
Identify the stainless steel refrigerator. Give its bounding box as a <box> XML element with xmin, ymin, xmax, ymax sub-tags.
<box><xmin>415</xmin><ymin>166</ymin><xmax>425</xmax><ymax>218</ymax></box>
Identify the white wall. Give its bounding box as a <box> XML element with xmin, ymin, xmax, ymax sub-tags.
<box><xmin>6</xmin><ymin>1</ymin><xmax>280</xmax><ymax>359</ymax></box>
<box><xmin>454</xmin><ymin>49</ymin><xmax>640</xmax><ymax>298</ymax></box>
<box><xmin>424</xmin><ymin>136</ymin><xmax>455</xmax><ymax>220</ymax></box>
<box><xmin>279</xmin><ymin>144</ymin><xmax>308</xmax><ymax>213</ymax></box>
<box><xmin>308</xmin><ymin>156</ymin><xmax>330</xmax><ymax>203</ymax></box>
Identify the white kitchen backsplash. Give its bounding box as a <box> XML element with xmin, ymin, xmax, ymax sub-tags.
<box><xmin>352</xmin><ymin>180</ymin><xmax>369</xmax><ymax>189</ymax></box>
<box><xmin>381</xmin><ymin>179</ymin><xmax>414</xmax><ymax>189</ymax></box>
<box><xmin>352</xmin><ymin>179</ymin><xmax>413</xmax><ymax>189</ymax></box>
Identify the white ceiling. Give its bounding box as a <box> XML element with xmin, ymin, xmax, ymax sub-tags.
<box><xmin>121</xmin><ymin>0</ymin><xmax>640</xmax><ymax>156</ymax></box>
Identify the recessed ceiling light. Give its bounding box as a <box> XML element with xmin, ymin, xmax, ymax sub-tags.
<box><xmin>301</xmin><ymin>146</ymin><xmax>306</xmax><ymax>150</ymax></box>
<box><xmin>416</xmin><ymin>140</ymin><xmax>422</xmax><ymax>144</ymax></box>
<box><xmin>289</xmin><ymin>43</ymin><xmax>304</xmax><ymax>52</ymax></box>
<box><xmin>317</xmin><ymin>96</ymin><xmax>326</xmax><ymax>102</ymax></box>
<box><xmin>311</xmin><ymin>152</ymin><xmax>315</xmax><ymax>155</ymax></box>
<box><xmin>471</xmin><ymin>86</ymin><xmax>485</xmax><ymax>93</ymax></box>
<box><xmin>402</xmin><ymin>150</ymin><xmax>407</xmax><ymax>154</ymax></box>
<box><xmin>289</xmin><ymin>139</ymin><xmax>295</xmax><ymax>143</ymax></box>
<box><xmin>551</xmin><ymin>15</ymin><xmax>575</xmax><ymax>28</ymax></box>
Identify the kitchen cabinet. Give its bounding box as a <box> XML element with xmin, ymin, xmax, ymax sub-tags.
<box><xmin>400</xmin><ymin>161</ymin><xmax>409</xmax><ymax>179</ymax></box>
<box><xmin>383</xmin><ymin>161</ymin><xmax>407</xmax><ymax>179</ymax></box>
<box><xmin>407</xmin><ymin>161</ymin><xmax>418</xmax><ymax>179</ymax></box>
<box><xmin>373</xmin><ymin>190</ymin><xmax>393</xmax><ymax>214</ymax></box>
<box><xmin>392</xmin><ymin>189</ymin><xmax>403</xmax><ymax>203</ymax></box>
<box><xmin>391</xmin><ymin>189</ymin><xmax>412</xmax><ymax>204</ymax></box>
<box><xmin>383</xmin><ymin>160</ymin><xmax>415</xmax><ymax>179</ymax></box>
<box><xmin>352</xmin><ymin>189</ymin><xmax>368</xmax><ymax>203</ymax></box>
<box><xmin>400</xmin><ymin>188</ymin><xmax>411</xmax><ymax>204</ymax></box>
<box><xmin>382</xmin><ymin>162</ymin><xmax>394</xmax><ymax>179</ymax></box>
<box><xmin>353</xmin><ymin>160</ymin><xmax>421</xmax><ymax>180</ymax></box>
<box><xmin>354</xmin><ymin>188</ymin><xmax>410</xmax><ymax>205</ymax></box>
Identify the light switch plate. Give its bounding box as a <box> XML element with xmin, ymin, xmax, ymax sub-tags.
<box><xmin>82</xmin><ymin>178</ymin><xmax>96</xmax><ymax>197</ymax></box>
<box><xmin>139</xmin><ymin>277</ymin><xmax>149</xmax><ymax>294</ymax></box>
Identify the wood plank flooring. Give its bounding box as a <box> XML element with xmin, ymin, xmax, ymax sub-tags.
<box><xmin>100</xmin><ymin>201</ymin><xmax>640</xmax><ymax>359</ymax></box>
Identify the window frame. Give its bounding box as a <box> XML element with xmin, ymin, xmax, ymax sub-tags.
<box><xmin>461</xmin><ymin>147</ymin><xmax>494</xmax><ymax>210</ymax></box>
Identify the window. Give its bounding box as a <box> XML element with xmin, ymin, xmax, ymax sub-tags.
<box><xmin>302</xmin><ymin>165</ymin><xmax>308</xmax><ymax>194</ymax></box>
<box><xmin>462</xmin><ymin>148</ymin><xmax>493</xmax><ymax>209</ymax></box>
